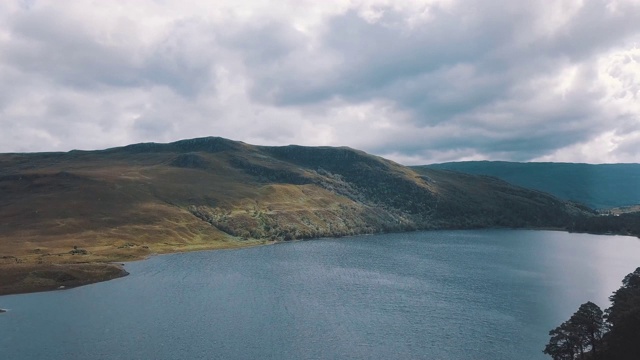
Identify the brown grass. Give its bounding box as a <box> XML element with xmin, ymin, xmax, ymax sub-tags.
<box><xmin>0</xmin><ymin>263</ymin><xmax>128</xmax><ymax>296</ymax></box>
<box><xmin>0</xmin><ymin>138</ymin><xmax>594</xmax><ymax>295</ymax></box>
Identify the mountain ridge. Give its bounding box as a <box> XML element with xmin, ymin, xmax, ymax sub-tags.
<box><xmin>0</xmin><ymin>137</ymin><xmax>612</xmax><ymax>295</ymax></box>
<box><xmin>419</xmin><ymin>160</ymin><xmax>640</xmax><ymax>209</ymax></box>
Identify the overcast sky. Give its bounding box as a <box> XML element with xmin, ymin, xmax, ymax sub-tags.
<box><xmin>1</xmin><ymin>0</ymin><xmax>639</xmax><ymax>164</ymax></box>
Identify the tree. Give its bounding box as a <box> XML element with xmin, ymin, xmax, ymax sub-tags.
<box><xmin>603</xmin><ymin>267</ymin><xmax>640</xmax><ymax>359</ymax></box>
<box><xmin>544</xmin><ymin>321</ymin><xmax>580</xmax><ymax>360</ymax></box>
<box><xmin>544</xmin><ymin>268</ymin><xmax>640</xmax><ymax>360</ymax></box>
<box><xmin>571</xmin><ymin>302</ymin><xmax>605</xmax><ymax>358</ymax></box>
<box><xmin>544</xmin><ymin>302</ymin><xmax>605</xmax><ymax>359</ymax></box>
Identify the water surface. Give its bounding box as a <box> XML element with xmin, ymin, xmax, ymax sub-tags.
<box><xmin>1</xmin><ymin>230</ymin><xmax>639</xmax><ymax>359</ymax></box>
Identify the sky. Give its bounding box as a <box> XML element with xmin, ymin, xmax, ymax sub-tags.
<box><xmin>0</xmin><ymin>0</ymin><xmax>639</xmax><ymax>165</ymax></box>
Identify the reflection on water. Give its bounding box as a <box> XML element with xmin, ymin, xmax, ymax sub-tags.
<box><xmin>1</xmin><ymin>230</ymin><xmax>639</xmax><ymax>360</ymax></box>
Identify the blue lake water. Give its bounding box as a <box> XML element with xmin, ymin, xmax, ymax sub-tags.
<box><xmin>1</xmin><ymin>230</ymin><xmax>640</xmax><ymax>359</ymax></box>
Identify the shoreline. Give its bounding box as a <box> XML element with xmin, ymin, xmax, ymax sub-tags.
<box><xmin>0</xmin><ymin>238</ymin><xmax>271</xmax><ymax>297</ymax></box>
<box><xmin>0</xmin><ymin>263</ymin><xmax>129</xmax><ymax>297</ymax></box>
<box><xmin>1</xmin><ymin>227</ymin><xmax>637</xmax><ymax>297</ymax></box>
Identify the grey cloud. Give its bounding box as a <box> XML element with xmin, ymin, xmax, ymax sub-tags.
<box><xmin>221</xmin><ymin>21</ymin><xmax>304</xmax><ymax>65</ymax></box>
<box><xmin>1</xmin><ymin>0</ymin><xmax>638</xmax><ymax>164</ymax></box>
<box><xmin>527</xmin><ymin>1</ymin><xmax>640</xmax><ymax>61</ymax></box>
<box><xmin>242</xmin><ymin>2</ymin><xmax>537</xmax><ymax>105</ymax></box>
<box><xmin>237</xmin><ymin>5</ymin><xmax>635</xmax><ymax>86</ymax></box>
<box><xmin>141</xmin><ymin>19</ymin><xmax>224</xmax><ymax>98</ymax></box>
<box><xmin>253</xmin><ymin>8</ymin><xmax>499</xmax><ymax>106</ymax></box>
<box><xmin>3</xmin><ymin>7</ymin><xmax>222</xmax><ymax>98</ymax></box>
<box><xmin>4</xmin><ymin>7</ymin><xmax>143</xmax><ymax>88</ymax></box>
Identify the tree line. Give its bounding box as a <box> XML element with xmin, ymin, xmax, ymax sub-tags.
<box><xmin>568</xmin><ymin>212</ymin><xmax>640</xmax><ymax>238</ymax></box>
<box><xmin>544</xmin><ymin>267</ymin><xmax>640</xmax><ymax>359</ymax></box>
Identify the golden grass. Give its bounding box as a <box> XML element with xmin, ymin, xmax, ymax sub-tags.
<box><xmin>0</xmin><ymin>139</ymin><xmax>596</xmax><ymax>295</ymax></box>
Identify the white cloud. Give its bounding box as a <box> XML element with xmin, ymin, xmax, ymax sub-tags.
<box><xmin>0</xmin><ymin>0</ymin><xmax>639</xmax><ymax>164</ymax></box>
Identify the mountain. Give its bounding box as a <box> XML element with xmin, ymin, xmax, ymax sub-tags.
<box><xmin>0</xmin><ymin>137</ymin><xmax>595</xmax><ymax>294</ymax></box>
<box><xmin>1</xmin><ymin>137</ymin><xmax>592</xmax><ymax>257</ymax></box>
<box><xmin>418</xmin><ymin>161</ymin><xmax>640</xmax><ymax>209</ymax></box>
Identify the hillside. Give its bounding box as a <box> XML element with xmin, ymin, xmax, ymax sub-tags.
<box><xmin>1</xmin><ymin>137</ymin><xmax>594</xmax><ymax>294</ymax></box>
<box><xmin>419</xmin><ymin>161</ymin><xmax>640</xmax><ymax>209</ymax></box>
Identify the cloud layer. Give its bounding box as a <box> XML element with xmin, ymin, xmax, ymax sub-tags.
<box><xmin>1</xmin><ymin>0</ymin><xmax>639</xmax><ymax>164</ymax></box>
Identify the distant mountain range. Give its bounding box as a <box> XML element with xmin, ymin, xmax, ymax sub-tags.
<box><xmin>418</xmin><ymin>161</ymin><xmax>640</xmax><ymax>209</ymax></box>
<box><xmin>1</xmin><ymin>137</ymin><xmax>594</xmax><ymax>262</ymax></box>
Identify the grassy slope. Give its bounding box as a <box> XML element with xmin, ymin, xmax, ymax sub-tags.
<box><xmin>0</xmin><ymin>263</ymin><xmax>128</xmax><ymax>296</ymax></box>
<box><xmin>420</xmin><ymin>161</ymin><xmax>640</xmax><ymax>209</ymax></box>
<box><xmin>0</xmin><ymin>137</ymin><xmax>595</xmax><ymax>294</ymax></box>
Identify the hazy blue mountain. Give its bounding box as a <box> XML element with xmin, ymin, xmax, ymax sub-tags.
<box><xmin>417</xmin><ymin>161</ymin><xmax>640</xmax><ymax>209</ymax></box>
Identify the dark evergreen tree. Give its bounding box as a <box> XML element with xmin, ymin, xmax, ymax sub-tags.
<box><xmin>571</xmin><ymin>302</ymin><xmax>605</xmax><ymax>358</ymax></box>
<box><xmin>544</xmin><ymin>268</ymin><xmax>640</xmax><ymax>360</ymax></box>
<box><xmin>544</xmin><ymin>321</ymin><xmax>580</xmax><ymax>360</ymax></box>
<box><xmin>603</xmin><ymin>267</ymin><xmax>640</xmax><ymax>360</ymax></box>
<box><xmin>544</xmin><ymin>302</ymin><xmax>605</xmax><ymax>359</ymax></box>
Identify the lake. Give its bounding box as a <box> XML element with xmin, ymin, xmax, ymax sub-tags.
<box><xmin>1</xmin><ymin>230</ymin><xmax>640</xmax><ymax>359</ymax></box>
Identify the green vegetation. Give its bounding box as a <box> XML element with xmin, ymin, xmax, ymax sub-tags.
<box><xmin>0</xmin><ymin>137</ymin><xmax>595</xmax><ymax>263</ymax></box>
<box><xmin>544</xmin><ymin>268</ymin><xmax>640</xmax><ymax>359</ymax></box>
<box><xmin>568</xmin><ymin>212</ymin><xmax>640</xmax><ymax>238</ymax></box>
<box><xmin>1</xmin><ymin>136</ymin><xmax>634</xmax><ymax>295</ymax></box>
